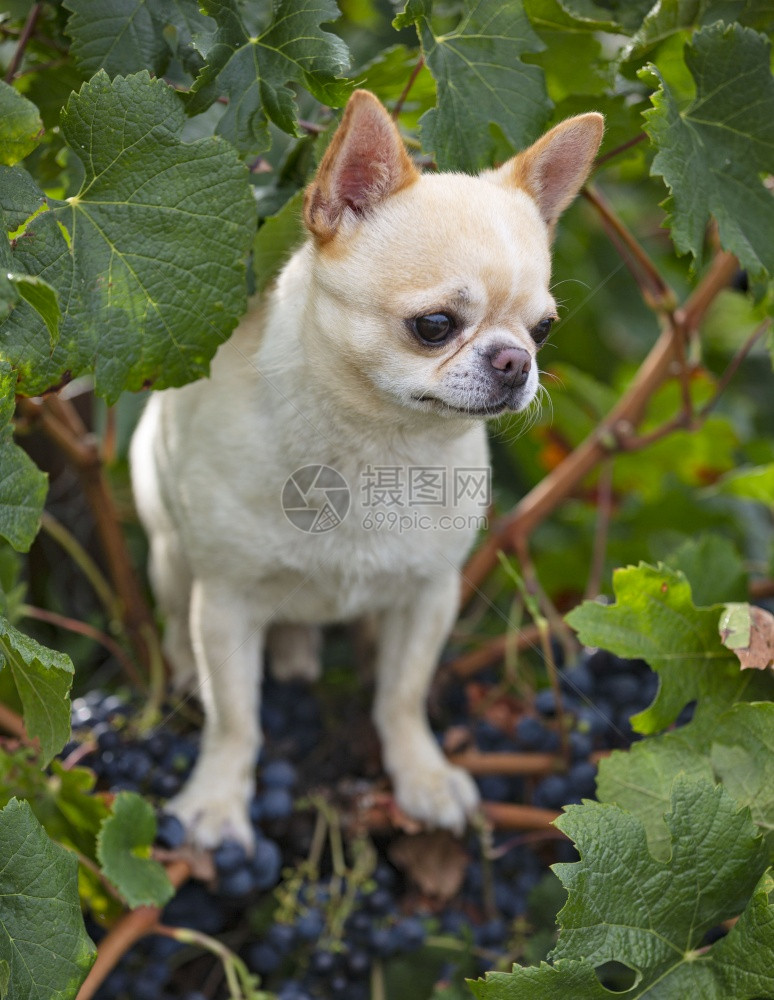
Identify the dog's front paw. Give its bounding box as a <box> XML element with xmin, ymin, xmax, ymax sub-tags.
<box><xmin>391</xmin><ymin>758</ymin><xmax>479</xmax><ymax>836</ymax></box>
<box><xmin>166</xmin><ymin>784</ymin><xmax>253</xmax><ymax>850</ymax></box>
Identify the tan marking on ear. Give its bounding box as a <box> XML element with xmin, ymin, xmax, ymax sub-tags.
<box><xmin>493</xmin><ymin>113</ymin><xmax>604</xmax><ymax>234</ymax></box>
<box><xmin>303</xmin><ymin>90</ymin><xmax>420</xmax><ymax>242</ymax></box>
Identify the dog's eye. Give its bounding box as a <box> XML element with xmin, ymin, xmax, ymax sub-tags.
<box><xmin>412</xmin><ymin>313</ymin><xmax>455</xmax><ymax>345</ymax></box>
<box><xmin>532</xmin><ymin>317</ymin><xmax>555</xmax><ymax>345</ymax></box>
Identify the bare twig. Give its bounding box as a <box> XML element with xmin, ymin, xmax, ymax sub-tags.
<box><xmin>582</xmin><ymin>185</ymin><xmax>675</xmax><ymax>312</ymax></box>
<box><xmin>17</xmin><ymin>394</ymin><xmax>159</xmax><ymax>672</ymax></box>
<box><xmin>696</xmin><ymin>318</ymin><xmax>771</xmax><ymax>420</ymax></box>
<box><xmin>0</xmin><ymin>702</ymin><xmax>28</xmax><ymax>741</ymax></box>
<box><xmin>614</xmin><ymin>316</ymin><xmax>771</xmax><ymax>452</ymax></box>
<box><xmin>4</xmin><ymin>2</ymin><xmax>42</xmax><ymax>82</ymax></box>
<box><xmin>443</xmin><ymin>625</ymin><xmax>541</xmax><ymax>678</ymax></box>
<box><xmin>75</xmin><ymin>860</ymin><xmax>191</xmax><ymax>1000</ymax></box>
<box><xmin>585</xmin><ymin>460</ymin><xmax>614</xmax><ymax>599</ymax></box>
<box><xmin>40</xmin><ymin>511</ymin><xmax>122</xmax><ymax>624</ymax></box>
<box><xmin>19</xmin><ymin>605</ymin><xmax>144</xmax><ymax>689</ymax></box>
<box><xmin>594</xmin><ymin>132</ymin><xmax>647</xmax><ymax>169</ymax></box>
<box><xmin>449</xmin><ymin>750</ymin><xmax>560</xmax><ymax>776</ymax></box>
<box><xmin>481</xmin><ymin>802</ymin><xmax>561</xmax><ymax>830</ymax></box>
<box><xmin>461</xmin><ymin>250</ymin><xmax>739</xmax><ymax>603</ymax></box>
<box><xmin>392</xmin><ymin>56</ymin><xmax>425</xmax><ymax>120</ymax></box>
<box><xmin>297</xmin><ymin>118</ymin><xmax>325</xmax><ymax>134</ymax></box>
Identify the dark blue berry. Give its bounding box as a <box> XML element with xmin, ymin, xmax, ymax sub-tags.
<box><xmin>214</xmin><ymin>839</ymin><xmax>248</xmax><ymax>875</ymax></box>
<box><xmin>262</xmin><ymin>759</ymin><xmax>298</xmax><ymax>789</ymax></box>
<box><xmin>155</xmin><ymin>813</ymin><xmax>185</xmax><ymax>849</ymax></box>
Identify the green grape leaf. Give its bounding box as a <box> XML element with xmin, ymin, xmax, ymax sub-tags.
<box><xmin>624</xmin><ymin>0</ymin><xmax>774</xmax><ymax>61</ymax></box>
<box><xmin>1</xmin><ymin>71</ymin><xmax>255</xmax><ymax>401</ymax></box>
<box><xmin>0</xmin><ymin>165</ymin><xmax>46</xmax><ymax>231</ymax></box>
<box><xmin>0</xmin><ymin>798</ymin><xmax>96</xmax><ymax>999</ymax></box>
<box><xmin>253</xmin><ymin>189</ymin><xmax>305</xmax><ymax>294</ymax></box>
<box><xmin>565</xmin><ymin>563</ymin><xmax>741</xmax><ymax>733</ymax></box>
<box><xmin>0</xmin><ymin>363</ymin><xmax>47</xmax><ymax>553</ymax></box>
<box><xmin>0</xmin><ymin>82</ymin><xmax>43</xmax><ymax>166</ymax></box>
<box><xmin>471</xmin><ymin>780</ymin><xmax>773</xmax><ymax>997</ymax></box>
<box><xmin>97</xmin><ymin>792</ymin><xmax>174</xmax><ymax>908</ymax></box>
<box><xmin>710</xmin><ymin>463</ymin><xmax>774</xmax><ymax>504</ymax></box>
<box><xmin>643</xmin><ymin>22</ymin><xmax>774</xmax><ymax>276</ymax></box>
<box><xmin>396</xmin><ymin>0</ymin><xmax>551</xmax><ymax>172</ymax></box>
<box><xmin>523</xmin><ymin>0</ymin><xmax>612</xmax><ymax>102</ymax></box>
<box><xmin>596</xmin><ymin>698</ymin><xmax>774</xmax><ymax>859</ymax></box>
<box><xmin>188</xmin><ymin>0</ymin><xmax>352</xmax><ymax>154</ymax></box>
<box><xmin>664</xmin><ymin>534</ymin><xmax>747</xmax><ymax>606</ymax></box>
<box><xmin>64</xmin><ymin>0</ymin><xmax>216</xmax><ymax>77</ymax></box>
<box><xmin>0</xmin><ymin>272</ymin><xmax>60</xmax><ymax>342</ymax></box>
<box><xmin>553</xmin><ymin>0</ymin><xmax>655</xmax><ymax>32</ymax></box>
<box><xmin>0</xmin><ymin>959</ymin><xmax>8</xmax><ymax>997</ymax></box>
<box><xmin>711</xmin><ymin>702</ymin><xmax>774</xmax><ymax>835</ymax></box>
<box><xmin>553</xmin><ymin>781</ymin><xmax>770</xmax><ymax>976</ymax></box>
<box><xmin>0</xmin><ymin>616</ymin><xmax>73</xmax><ymax>765</ymax></box>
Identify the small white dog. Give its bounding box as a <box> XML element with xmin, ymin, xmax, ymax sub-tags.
<box><xmin>131</xmin><ymin>91</ymin><xmax>602</xmax><ymax>847</ymax></box>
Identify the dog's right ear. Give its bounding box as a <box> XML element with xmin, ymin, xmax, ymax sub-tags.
<box><xmin>303</xmin><ymin>90</ymin><xmax>419</xmax><ymax>241</ymax></box>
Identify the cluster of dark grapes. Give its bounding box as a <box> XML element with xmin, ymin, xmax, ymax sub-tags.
<box><xmin>69</xmin><ymin>645</ymin><xmax>662</xmax><ymax>998</ymax></box>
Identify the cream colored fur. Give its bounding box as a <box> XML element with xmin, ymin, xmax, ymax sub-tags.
<box><xmin>130</xmin><ymin>91</ymin><xmax>602</xmax><ymax>848</ymax></box>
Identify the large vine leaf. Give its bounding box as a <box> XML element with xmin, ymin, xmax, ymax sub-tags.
<box><xmin>470</xmin><ymin>780</ymin><xmax>774</xmax><ymax>999</ymax></box>
<box><xmin>0</xmin><ymin>82</ymin><xmax>43</xmax><ymax>167</ymax></box>
<box><xmin>624</xmin><ymin>0</ymin><xmax>774</xmax><ymax>61</ymax></box>
<box><xmin>565</xmin><ymin>562</ymin><xmax>744</xmax><ymax>733</ymax></box>
<box><xmin>395</xmin><ymin>0</ymin><xmax>551</xmax><ymax>172</ymax></box>
<box><xmin>596</xmin><ymin>701</ymin><xmax>774</xmax><ymax>859</ymax></box>
<box><xmin>554</xmin><ymin>0</ymin><xmax>655</xmax><ymax>32</ymax></box>
<box><xmin>0</xmin><ymin>71</ymin><xmax>255</xmax><ymax>401</ymax></box>
<box><xmin>0</xmin><ymin>363</ymin><xmax>47</xmax><ymax>553</ymax></box>
<box><xmin>0</xmin><ymin>798</ymin><xmax>96</xmax><ymax>999</ymax></box>
<box><xmin>523</xmin><ymin>0</ymin><xmax>612</xmax><ymax>102</ymax></box>
<box><xmin>710</xmin><ymin>463</ymin><xmax>774</xmax><ymax>504</ymax></box>
<box><xmin>643</xmin><ymin>22</ymin><xmax>774</xmax><ymax>277</ymax></box>
<box><xmin>187</xmin><ymin>0</ymin><xmax>352</xmax><ymax>155</ymax></box>
<box><xmin>96</xmin><ymin>792</ymin><xmax>174</xmax><ymax>908</ymax></box>
<box><xmin>0</xmin><ymin>616</ymin><xmax>73</xmax><ymax>765</ymax></box>
<box><xmin>64</xmin><ymin>0</ymin><xmax>215</xmax><ymax>77</ymax></box>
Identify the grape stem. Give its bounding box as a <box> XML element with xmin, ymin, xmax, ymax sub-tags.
<box><xmin>152</xmin><ymin>924</ymin><xmax>266</xmax><ymax>1000</ymax></box>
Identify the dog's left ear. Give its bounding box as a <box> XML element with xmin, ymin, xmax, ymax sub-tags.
<box><xmin>304</xmin><ymin>90</ymin><xmax>419</xmax><ymax>241</ymax></box>
<box><xmin>492</xmin><ymin>113</ymin><xmax>604</xmax><ymax>233</ymax></box>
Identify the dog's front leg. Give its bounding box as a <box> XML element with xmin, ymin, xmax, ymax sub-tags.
<box><xmin>373</xmin><ymin>570</ymin><xmax>479</xmax><ymax>834</ymax></box>
<box><xmin>166</xmin><ymin>577</ymin><xmax>264</xmax><ymax>849</ymax></box>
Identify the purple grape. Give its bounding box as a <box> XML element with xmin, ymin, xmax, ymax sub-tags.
<box><xmin>214</xmin><ymin>838</ymin><xmax>248</xmax><ymax>875</ymax></box>
<box><xmin>296</xmin><ymin>907</ymin><xmax>325</xmax><ymax>942</ymax></box>
<box><xmin>251</xmin><ymin>836</ymin><xmax>282</xmax><ymax>890</ymax></box>
<box><xmin>258</xmin><ymin>787</ymin><xmax>294</xmax><ymax>821</ymax></box>
<box><xmin>246</xmin><ymin>940</ymin><xmax>282</xmax><ymax>975</ymax></box>
<box><xmin>155</xmin><ymin>813</ymin><xmax>185</xmax><ymax>849</ymax></box>
<box><xmin>533</xmin><ymin>774</ymin><xmax>570</xmax><ymax>810</ymax></box>
<box><xmin>262</xmin><ymin>759</ymin><xmax>298</xmax><ymax>789</ymax></box>
<box><xmin>267</xmin><ymin>921</ymin><xmax>297</xmax><ymax>954</ymax></box>
<box><xmin>219</xmin><ymin>866</ymin><xmax>256</xmax><ymax>898</ymax></box>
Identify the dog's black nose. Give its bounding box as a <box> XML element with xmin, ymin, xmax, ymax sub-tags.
<box><xmin>488</xmin><ymin>346</ymin><xmax>531</xmax><ymax>387</ymax></box>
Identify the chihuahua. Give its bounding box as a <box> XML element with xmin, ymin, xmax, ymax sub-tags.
<box><xmin>130</xmin><ymin>91</ymin><xmax>603</xmax><ymax>847</ymax></box>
